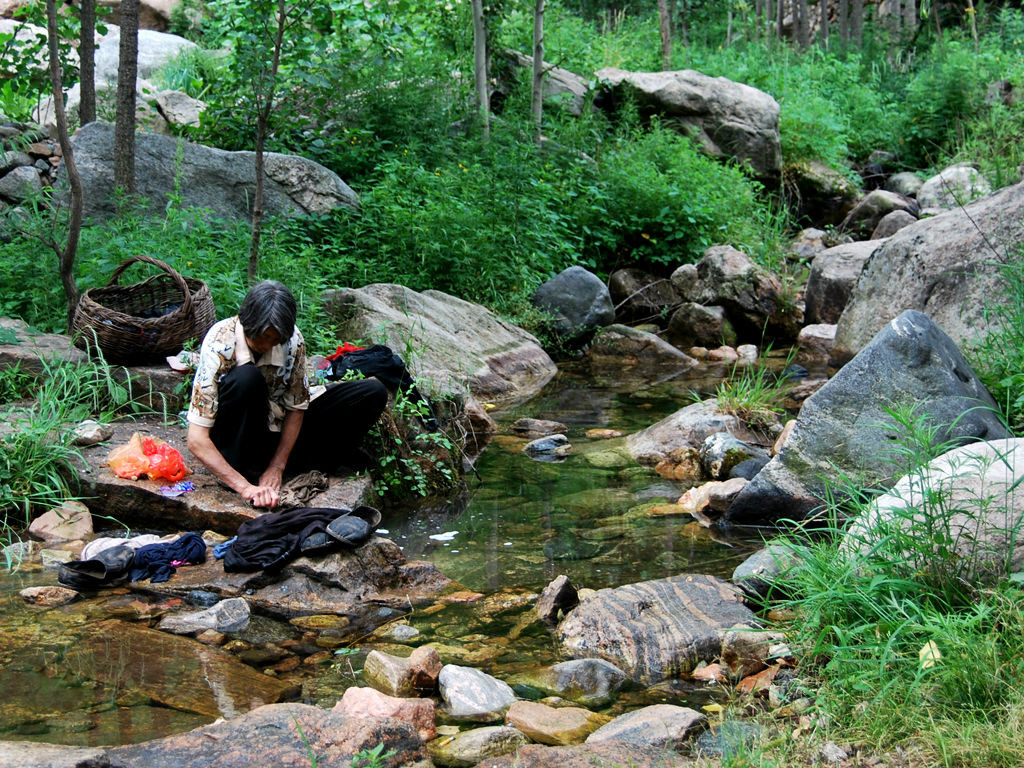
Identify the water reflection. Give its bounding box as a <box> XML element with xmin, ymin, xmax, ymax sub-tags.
<box><xmin>0</xmin><ymin>359</ymin><xmax>769</xmax><ymax>745</ymax></box>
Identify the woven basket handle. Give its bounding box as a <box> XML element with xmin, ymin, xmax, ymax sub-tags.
<box><xmin>107</xmin><ymin>254</ymin><xmax>193</xmax><ymax>315</ymax></box>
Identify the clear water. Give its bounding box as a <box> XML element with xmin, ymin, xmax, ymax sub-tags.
<box><xmin>0</xmin><ymin>360</ymin><xmax>768</xmax><ymax>746</ymax></box>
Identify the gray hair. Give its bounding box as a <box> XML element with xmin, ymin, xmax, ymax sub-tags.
<box><xmin>238</xmin><ymin>280</ymin><xmax>297</xmax><ymax>342</ymax></box>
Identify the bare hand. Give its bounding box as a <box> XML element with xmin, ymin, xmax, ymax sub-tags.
<box><xmin>259</xmin><ymin>465</ymin><xmax>284</xmax><ymax>492</ymax></box>
<box><xmin>242</xmin><ymin>483</ymin><xmax>279</xmax><ymax>509</ymax></box>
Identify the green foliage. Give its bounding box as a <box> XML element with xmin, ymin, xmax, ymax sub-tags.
<box><xmin>349</xmin><ymin>743</ymin><xmax>394</xmax><ymax>768</ymax></box>
<box><xmin>703</xmin><ymin>351</ymin><xmax>794</xmax><ymax>431</ymax></box>
<box><xmin>897</xmin><ymin>39</ymin><xmax>992</xmax><ymax>169</ymax></box>
<box><xmin>367</xmin><ymin>389</ymin><xmax>459</xmax><ymax>502</ymax></box>
<box><xmin>0</xmin><ymin>1</ymin><xmax>81</xmax><ymax>112</ymax></box>
<box><xmin>769</xmin><ymin>404</ymin><xmax>1024</xmax><ymax>764</ymax></box>
<box><xmin>0</xmin><ymin>356</ymin><xmax>145</xmax><ymax>525</ymax></box>
<box><xmin>969</xmin><ymin>257</ymin><xmax>1024</xmax><ymax>434</ymax></box>
<box><xmin>575</xmin><ymin>121</ymin><xmax>777</xmax><ymax>273</ymax></box>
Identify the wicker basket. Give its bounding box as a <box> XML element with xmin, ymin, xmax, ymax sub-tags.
<box><xmin>71</xmin><ymin>255</ymin><xmax>216</xmax><ymax>364</ymax></box>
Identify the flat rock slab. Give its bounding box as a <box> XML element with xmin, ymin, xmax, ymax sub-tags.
<box><xmin>0</xmin><ymin>741</ymin><xmax>109</xmax><ymax>768</ymax></box>
<box><xmin>144</xmin><ymin>537</ymin><xmax>452</xmax><ymax>622</ymax></box>
<box><xmin>556</xmin><ymin>574</ymin><xmax>759</xmax><ymax>684</ymax></box>
<box><xmin>107</xmin><ymin>702</ymin><xmax>428</xmax><ymax>768</ymax></box>
<box><xmin>65</xmin><ymin>619</ymin><xmax>289</xmax><ymax>718</ymax></box>
<box><xmin>74</xmin><ymin>416</ymin><xmax>375</xmax><ymax>535</ymax></box>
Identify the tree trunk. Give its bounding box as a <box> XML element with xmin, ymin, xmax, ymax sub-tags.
<box><xmin>797</xmin><ymin>0</ymin><xmax>809</xmax><ymax>49</ymax></box>
<box><xmin>47</xmin><ymin>0</ymin><xmax>82</xmax><ymax>329</ymax></box>
<box><xmin>248</xmin><ymin>0</ymin><xmax>288</xmax><ymax>285</ymax></box>
<box><xmin>965</xmin><ymin>0</ymin><xmax>978</xmax><ymax>53</ymax></box>
<box><xmin>726</xmin><ymin>6</ymin><xmax>734</xmax><ymax>46</ymax></box>
<box><xmin>753</xmin><ymin>0</ymin><xmax>762</xmax><ymax>44</ymax></box>
<box><xmin>851</xmin><ymin>0</ymin><xmax>864</xmax><ymax>45</ymax></box>
<box><xmin>820</xmin><ymin>0</ymin><xmax>829</xmax><ymax>47</ymax></box>
<box><xmin>657</xmin><ymin>0</ymin><xmax>672</xmax><ymax>70</ymax></box>
<box><xmin>471</xmin><ymin>0</ymin><xmax>489</xmax><ymax>142</ymax></box>
<box><xmin>113</xmin><ymin>0</ymin><xmax>138</xmax><ymax>194</ymax></box>
<box><xmin>678</xmin><ymin>0</ymin><xmax>688</xmax><ymax>46</ymax></box>
<box><xmin>777</xmin><ymin>0</ymin><xmax>785</xmax><ymax>41</ymax></box>
<box><xmin>531</xmin><ymin>0</ymin><xmax>545</xmax><ymax>142</ymax></box>
<box><xmin>839</xmin><ymin>0</ymin><xmax>849</xmax><ymax>43</ymax></box>
<box><xmin>78</xmin><ymin>0</ymin><xmax>96</xmax><ymax>125</ymax></box>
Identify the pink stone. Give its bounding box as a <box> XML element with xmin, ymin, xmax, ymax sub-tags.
<box><xmin>333</xmin><ymin>686</ymin><xmax>436</xmax><ymax>741</ymax></box>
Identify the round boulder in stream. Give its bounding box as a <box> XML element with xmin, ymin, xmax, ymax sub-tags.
<box><xmin>439</xmin><ymin>665</ymin><xmax>517</xmax><ymax>722</ymax></box>
<box><xmin>556</xmin><ymin>574</ymin><xmax>759</xmax><ymax>684</ymax></box>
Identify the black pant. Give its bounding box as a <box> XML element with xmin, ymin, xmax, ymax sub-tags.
<box><xmin>209</xmin><ymin>364</ymin><xmax>388</xmax><ymax>481</ymax></box>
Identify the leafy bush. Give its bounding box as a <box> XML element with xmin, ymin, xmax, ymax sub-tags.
<box><xmin>574</xmin><ymin>121</ymin><xmax>778</xmax><ymax>273</ymax></box>
<box><xmin>970</xmin><ymin>258</ymin><xmax>1024</xmax><ymax>434</ymax></box>
<box><xmin>769</xmin><ymin>405</ymin><xmax>1024</xmax><ymax>764</ymax></box>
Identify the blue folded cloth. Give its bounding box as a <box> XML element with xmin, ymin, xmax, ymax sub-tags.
<box><xmin>213</xmin><ymin>536</ymin><xmax>237</xmax><ymax>559</ymax></box>
<box><xmin>129</xmin><ymin>532</ymin><xmax>207</xmax><ymax>583</ymax></box>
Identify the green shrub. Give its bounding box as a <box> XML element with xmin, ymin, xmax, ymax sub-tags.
<box><xmin>769</xmin><ymin>404</ymin><xmax>1024</xmax><ymax>764</ymax></box>
<box><xmin>970</xmin><ymin>257</ymin><xmax>1024</xmax><ymax>434</ymax></box>
<box><xmin>574</xmin><ymin>121</ymin><xmax>777</xmax><ymax>273</ymax></box>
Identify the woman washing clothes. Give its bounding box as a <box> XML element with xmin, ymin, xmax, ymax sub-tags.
<box><xmin>186</xmin><ymin>280</ymin><xmax>387</xmax><ymax>508</ymax></box>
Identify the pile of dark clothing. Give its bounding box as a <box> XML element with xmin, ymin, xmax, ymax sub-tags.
<box><xmin>58</xmin><ymin>532</ymin><xmax>207</xmax><ymax>590</ymax></box>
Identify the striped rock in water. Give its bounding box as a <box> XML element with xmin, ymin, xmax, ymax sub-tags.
<box><xmin>555</xmin><ymin>574</ymin><xmax>759</xmax><ymax>684</ymax></box>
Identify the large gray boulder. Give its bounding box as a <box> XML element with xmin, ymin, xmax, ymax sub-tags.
<box><xmin>94</xmin><ymin>27</ymin><xmax>197</xmax><ymax>83</ymax></box>
<box><xmin>832</xmin><ymin>180</ymin><xmax>1024</xmax><ymax>365</ymax></box>
<box><xmin>725</xmin><ymin>311</ymin><xmax>1010</xmax><ymax>525</ymax></box>
<box><xmin>916</xmin><ymin>163</ymin><xmax>992</xmax><ymax>213</ymax></box>
<box><xmin>499</xmin><ymin>50</ymin><xmax>588</xmax><ymax>116</ymax></box>
<box><xmin>556</xmin><ymin>574</ymin><xmax>760</xmax><ymax>684</ymax></box>
<box><xmin>803</xmin><ymin>241</ymin><xmax>878</xmax><ymax>325</ymax></box>
<box><xmin>65</xmin><ymin>121</ymin><xmax>359</xmax><ymax>222</ymax></box>
<box><xmin>533</xmin><ymin>266</ymin><xmax>615</xmax><ymax>343</ymax></box>
<box><xmin>322</xmin><ymin>283</ymin><xmax>557</xmax><ymax>409</ymax></box>
<box><xmin>594</xmin><ymin>68</ymin><xmax>781</xmax><ymax>180</ymax></box>
<box><xmin>844</xmin><ymin>439</ymin><xmax>1024</xmax><ymax>583</ymax></box>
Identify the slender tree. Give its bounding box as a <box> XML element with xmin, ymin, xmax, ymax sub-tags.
<box><xmin>531</xmin><ymin>0</ymin><xmax>545</xmax><ymax>142</ymax></box>
<box><xmin>851</xmin><ymin>0</ymin><xmax>864</xmax><ymax>46</ymax></box>
<box><xmin>471</xmin><ymin>0</ymin><xmax>489</xmax><ymax>142</ymax></box>
<box><xmin>46</xmin><ymin>0</ymin><xmax>83</xmax><ymax>329</ymax></box>
<box><xmin>657</xmin><ymin>0</ymin><xmax>672</xmax><ymax>69</ymax></box>
<box><xmin>248</xmin><ymin>0</ymin><xmax>289</xmax><ymax>284</ymax></box>
<box><xmin>820</xmin><ymin>0</ymin><xmax>829</xmax><ymax>47</ymax></box>
<box><xmin>965</xmin><ymin>0</ymin><xmax>978</xmax><ymax>53</ymax></box>
<box><xmin>796</xmin><ymin>0</ymin><xmax>809</xmax><ymax>49</ymax></box>
<box><xmin>78</xmin><ymin>0</ymin><xmax>96</xmax><ymax>125</ymax></box>
<box><xmin>839</xmin><ymin>0</ymin><xmax>850</xmax><ymax>44</ymax></box>
<box><xmin>113</xmin><ymin>0</ymin><xmax>139</xmax><ymax>194</ymax></box>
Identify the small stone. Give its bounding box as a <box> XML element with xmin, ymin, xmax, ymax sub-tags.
<box><xmin>72</xmin><ymin>419</ymin><xmax>113</xmax><ymax>446</ymax></box>
<box><xmin>536</xmin><ymin>575</ymin><xmax>578</xmax><ymax>624</ymax></box>
<box><xmin>820</xmin><ymin>740</ymin><xmax>849</xmax><ymax>763</ymax></box>
<box><xmin>28</xmin><ymin>501</ymin><xmax>93</xmax><ymax>542</ymax></box>
<box><xmin>20</xmin><ymin>585</ymin><xmax>78</xmax><ymax>607</ymax></box>
<box><xmin>334</xmin><ymin>686</ymin><xmax>437</xmax><ymax>741</ymax></box>
<box><xmin>195</xmin><ymin>630</ymin><xmax>226</xmax><ymax>645</ymax></box>
<box><xmin>585</xmin><ymin>428</ymin><xmax>623</xmax><ymax>439</ymax></box>
<box><xmin>505</xmin><ymin>700</ymin><xmax>610</xmax><ymax>746</ymax></box>
<box><xmin>511</xmin><ymin>418</ymin><xmax>569</xmax><ymax>437</ymax></box>
<box><xmin>522</xmin><ymin>434</ymin><xmax>571</xmax><ymax>457</ymax></box>
<box><xmin>691</xmin><ymin>663</ymin><xmax>727</xmax><ymax>683</ymax></box>
<box><xmin>409</xmin><ymin>646</ymin><xmax>443</xmax><ymax>692</ymax></box>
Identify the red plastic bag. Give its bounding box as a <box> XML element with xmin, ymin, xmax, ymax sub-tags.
<box><xmin>108</xmin><ymin>432</ymin><xmax>189</xmax><ymax>482</ymax></box>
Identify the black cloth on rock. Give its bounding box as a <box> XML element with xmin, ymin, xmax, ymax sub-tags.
<box><xmin>222</xmin><ymin>507</ymin><xmax>346</xmax><ymax>573</ymax></box>
<box><xmin>129</xmin><ymin>532</ymin><xmax>207</xmax><ymax>583</ymax></box>
<box><xmin>211</xmin><ymin>364</ymin><xmax>388</xmax><ymax>482</ymax></box>
<box><xmin>325</xmin><ymin>344</ymin><xmax>438</xmax><ymax>430</ymax></box>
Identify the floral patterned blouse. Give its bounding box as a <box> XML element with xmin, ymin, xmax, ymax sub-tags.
<box><xmin>187</xmin><ymin>316</ymin><xmax>309</xmax><ymax>433</ymax></box>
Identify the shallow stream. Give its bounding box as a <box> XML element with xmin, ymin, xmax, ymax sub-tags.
<box><xmin>0</xmin><ymin>359</ymin><xmax>774</xmax><ymax>747</ymax></box>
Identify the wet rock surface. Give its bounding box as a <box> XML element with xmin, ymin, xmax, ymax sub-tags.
<box><xmin>475</xmin><ymin>741</ymin><xmax>692</xmax><ymax>768</ymax></box>
<box><xmin>72</xmin><ymin>417</ymin><xmax>376</xmax><ymax>535</ymax></box>
<box><xmin>106</xmin><ymin>703</ymin><xmax>428</xmax><ymax>768</ymax></box>
<box><xmin>556</xmin><ymin>573</ymin><xmax>760</xmax><ymax>683</ymax></box>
